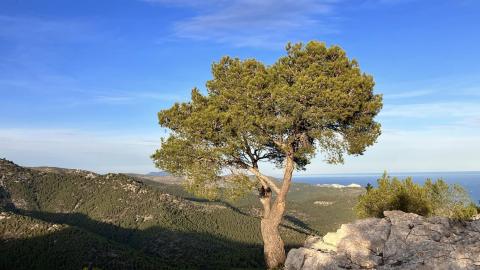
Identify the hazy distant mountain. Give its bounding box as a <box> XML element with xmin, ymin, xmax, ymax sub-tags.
<box><xmin>146</xmin><ymin>171</ymin><xmax>170</xmax><ymax>176</ymax></box>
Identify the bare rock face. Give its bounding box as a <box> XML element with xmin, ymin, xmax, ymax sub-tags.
<box><xmin>285</xmin><ymin>211</ymin><xmax>480</xmax><ymax>270</ymax></box>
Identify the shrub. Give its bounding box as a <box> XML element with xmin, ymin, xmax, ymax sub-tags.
<box><xmin>355</xmin><ymin>173</ymin><xmax>478</xmax><ymax>220</ymax></box>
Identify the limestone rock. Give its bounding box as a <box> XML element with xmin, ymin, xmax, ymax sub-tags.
<box><xmin>285</xmin><ymin>211</ymin><xmax>480</xmax><ymax>270</ymax></box>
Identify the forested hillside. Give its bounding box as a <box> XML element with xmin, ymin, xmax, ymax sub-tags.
<box><xmin>0</xmin><ymin>158</ymin><xmax>362</xmax><ymax>269</ymax></box>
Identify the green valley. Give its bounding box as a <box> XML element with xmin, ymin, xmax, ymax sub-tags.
<box><xmin>0</xmin><ymin>158</ymin><xmax>363</xmax><ymax>269</ymax></box>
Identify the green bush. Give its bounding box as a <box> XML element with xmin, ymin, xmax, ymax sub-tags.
<box><xmin>355</xmin><ymin>173</ymin><xmax>478</xmax><ymax>220</ymax></box>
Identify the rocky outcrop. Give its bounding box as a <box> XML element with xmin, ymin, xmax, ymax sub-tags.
<box><xmin>285</xmin><ymin>211</ymin><xmax>480</xmax><ymax>270</ymax></box>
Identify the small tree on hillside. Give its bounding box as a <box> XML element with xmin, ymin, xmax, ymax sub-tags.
<box><xmin>355</xmin><ymin>174</ymin><xmax>478</xmax><ymax>220</ymax></box>
<box><xmin>152</xmin><ymin>41</ymin><xmax>383</xmax><ymax>269</ymax></box>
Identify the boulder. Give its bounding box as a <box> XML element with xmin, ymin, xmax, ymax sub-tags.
<box><xmin>285</xmin><ymin>211</ymin><xmax>480</xmax><ymax>270</ymax></box>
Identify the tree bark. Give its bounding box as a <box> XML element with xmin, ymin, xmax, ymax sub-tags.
<box><xmin>261</xmin><ymin>217</ymin><xmax>286</xmax><ymax>269</ymax></box>
<box><xmin>260</xmin><ymin>154</ymin><xmax>295</xmax><ymax>269</ymax></box>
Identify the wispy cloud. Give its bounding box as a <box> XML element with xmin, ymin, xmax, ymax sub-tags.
<box><xmin>360</xmin><ymin>0</ymin><xmax>417</xmax><ymax>7</ymax></box>
<box><xmin>145</xmin><ymin>0</ymin><xmax>340</xmax><ymax>47</ymax></box>
<box><xmin>143</xmin><ymin>0</ymin><xmax>420</xmax><ymax>47</ymax></box>
<box><xmin>0</xmin><ymin>71</ymin><xmax>183</xmax><ymax>107</ymax></box>
<box><xmin>142</xmin><ymin>0</ymin><xmax>223</xmax><ymax>7</ymax></box>
<box><xmin>458</xmin><ymin>86</ymin><xmax>480</xmax><ymax>97</ymax></box>
<box><xmin>379</xmin><ymin>72</ymin><xmax>480</xmax><ymax>98</ymax></box>
<box><xmin>383</xmin><ymin>90</ymin><xmax>433</xmax><ymax>99</ymax></box>
<box><xmin>0</xmin><ymin>15</ymin><xmax>99</xmax><ymax>44</ymax></box>
<box><xmin>92</xmin><ymin>96</ymin><xmax>135</xmax><ymax>105</ymax></box>
<box><xmin>378</xmin><ymin>73</ymin><xmax>480</xmax><ymax>129</ymax></box>
<box><xmin>381</xmin><ymin>102</ymin><xmax>480</xmax><ymax>119</ymax></box>
<box><xmin>91</xmin><ymin>91</ymin><xmax>184</xmax><ymax>105</ymax></box>
<box><xmin>375</xmin><ymin>0</ymin><xmax>416</xmax><ymax>4</ymax></box>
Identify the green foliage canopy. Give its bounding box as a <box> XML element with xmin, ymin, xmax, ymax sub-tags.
<box><xmin>152</xmin><ymin>41</ymin><xmax>383</xmax><ymax>199</ymax></box>
<box><xmin>355</xmin><ymin>173</ymin><xmax>478</xmax><ymax>220</ymax></box>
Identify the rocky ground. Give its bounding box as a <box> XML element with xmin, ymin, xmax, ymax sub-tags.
<box><xmin>285</xmin><ymin>211</ymin><xmax>480</xmax><ymax>270</ymax></box>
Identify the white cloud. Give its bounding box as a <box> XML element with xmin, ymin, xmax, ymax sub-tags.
<box><xmin>143</xmin><ymin>0</ymin><xmax>422</xmax><ymax>47</ymax></box>
<box><xmin>380</xmin><ymin>102</ymin><xmax>480</xmax><ymax>119</ymax></box>
<box><xmin>376</xmin><ymin>74</ymin><xmax>480</xmax><ymax>132</ymax></box>
<box><xmin>146</xmin><ymin>0</ymin><xmax>340</xmax><ymax>47</ymax></box>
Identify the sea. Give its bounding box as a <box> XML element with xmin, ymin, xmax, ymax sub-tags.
<box><xmin>294</xmin><ymin>171</ymin><xmax>480</xmax><ymax>204</ymax></box>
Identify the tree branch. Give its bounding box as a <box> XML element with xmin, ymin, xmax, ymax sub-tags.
<box><xmin>273</xmin><ymin>139</ymin><xmax>288</xmax><ymax>152</ymax></box>
<box><xmin>241</xmin><ymin>135</ymin><xmax>266</xmax><ymax>168</ymax></box>
<box><xmin>276</xmin><ymin>154</ymin><xmax>295</xmax><ymax>204</ymax></box>
<box><xmin>248</xmin><ymin>167</ymin><xmax>281</xmax><ymax>194</ymax></box>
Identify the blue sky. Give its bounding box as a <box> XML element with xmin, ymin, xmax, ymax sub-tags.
<box><xmin>1</xmin><ymin>0</ymin><xmax>479</xmax><ymax>175</ymax></box>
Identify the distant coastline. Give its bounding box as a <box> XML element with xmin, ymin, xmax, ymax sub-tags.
<box><xmin>294</xmin><ymin>171</ymin><xmax>480</xmax><ymax>177</ymax></box>
<box><xmin>294</xmin><ymin>171</ymin><xmax>480</xmax><ymax>203</ymax></box>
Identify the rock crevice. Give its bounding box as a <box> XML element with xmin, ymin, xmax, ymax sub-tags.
<box><xmin>285</xmin><ymin>211</ymin><xmax>480</xmax><ymax>270</ymax></box>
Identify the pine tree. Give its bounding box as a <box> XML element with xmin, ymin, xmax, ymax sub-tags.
<box><xmin>152</xmin><ymin>41</ymin><xmax>383</xmax><ymax>268</ymax></box>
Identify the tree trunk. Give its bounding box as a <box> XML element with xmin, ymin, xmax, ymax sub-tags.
<box><xmin>261</xmin><ymin>217</ymin><xmax>285</xmax><ymax>269</ymax></box>
<box><xmin>259</xmin><ymin>154</ymin><xmax>294</xmax><ymax>269</ymax></box>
